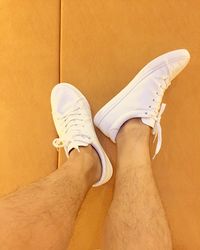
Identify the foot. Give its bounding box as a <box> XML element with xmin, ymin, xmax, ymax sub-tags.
<box><xmin>94</xmin><ymin>49</ymin><xmax>190</xmax><ymax>158</ymax></box>
<box><xmin>51</xmin><ymin>83</ymin><xmax>113</xmax><ymax>187</ymax></box>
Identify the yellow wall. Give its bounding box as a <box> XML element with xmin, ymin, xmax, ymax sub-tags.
<box><xmin>1</xmin><ymin>1</ymin><xmax>200</xmax><ymax>250</ymax></box>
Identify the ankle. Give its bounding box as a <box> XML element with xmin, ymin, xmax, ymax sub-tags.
<box><xmin>67</xmin><ymin>145</ymin><xmax>102</xmax><ymax>187</ymax></box>
<box><xmin>116</xmin><ymin>118</ymin><xmax>150</xmax><ymax>143</ymax></box>
<box><xmin>116</xmin><ymin>119</ymin><xmax>151</xmax><ymax>169</ymax></box>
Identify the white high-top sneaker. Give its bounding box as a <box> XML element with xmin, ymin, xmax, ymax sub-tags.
<box><xmin>94</xmin><ymin>49</ymin><xmax>190</xmax><ymax>158</ymax></box>
<box><xmin>51</xmin><ymin>83</ymin><xmax>113</xmax><ymax>187</ymax></box>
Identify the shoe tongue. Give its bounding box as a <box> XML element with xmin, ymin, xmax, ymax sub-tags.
<box><xmin>141</xmin><ymin>117</ymin><xmax>155</xmax><ymax>128</ymax></box>
<box><xmin>57</xmin><ymin>102</ymin><xmax>75</xmax><ymax>115</ymax></box>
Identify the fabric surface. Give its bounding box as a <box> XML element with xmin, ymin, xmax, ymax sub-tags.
<box><xmin>1</xmin><ymin>1</ymin><xmax>200</xmax><ymax>249</ymax></box>
<box><xmin>60</xmin><ymin>1</ymin><xmax>200</xmax><ymax>250</ymax></box>
<box><xmin>0</xmin><ymin>0</ymin><xmax>59</xmax><ymax>194</ymax></box>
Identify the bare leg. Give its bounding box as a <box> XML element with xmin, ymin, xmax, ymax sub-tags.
<box><xmin>0</xmin><ymin>146</ymin><xmax>100</xmax><ymax>250</ymax></box>
<box><xmin>103</xmin><ymin>119</ymin><xmax>172</xmax><ymax>250</ymax></box>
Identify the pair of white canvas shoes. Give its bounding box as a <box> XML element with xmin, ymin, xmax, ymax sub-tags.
<box><xmin>51</xmin><ymin>49</ymin><xmax>190</xmax><ymax>187</ymax></box>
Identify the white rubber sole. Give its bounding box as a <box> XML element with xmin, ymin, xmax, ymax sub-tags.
<box><xmin>54</xmin><ymin>83</ymin><xmax>113</xmax><ymax>187</ymax></box>
<box><xmin>94</xmin><ymin>49</ymin><xmax>190</xmax><ymax>128</ymax></box>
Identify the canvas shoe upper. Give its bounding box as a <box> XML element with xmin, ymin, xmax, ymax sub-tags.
<box><xmin>94</xmin><ymin>49</ymin><xmax>190</xmax><ymax>158</ymax></box>
<box><xmin>51</xmin><ymin>83</ymin><xmax>113</xmax><ymax>187</ymax></box>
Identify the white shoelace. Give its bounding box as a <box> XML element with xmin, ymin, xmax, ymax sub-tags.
<box><xmin>52</xmin><ymin>103</ymin><xmax>91</xmax><ymax>157</ymax></box>
<box><xmin>151</xmin><ymin>76</ymin><xmax>170</xmax><ymax>158</ymax></box>
<box><xmin>152</xmin><ymin>103</ymin><xmax>166</xmax><ymax>159</ymax></box>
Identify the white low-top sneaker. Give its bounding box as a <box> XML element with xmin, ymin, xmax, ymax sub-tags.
<box><xmin>51</xmin><ymin>83</ymin><xmax>113</xmax><ymax>187</ymax></box>
<box><xmin>94</xmin><ymin>49</ymin><xmax>190</xmax><ymax>158</ymax></box>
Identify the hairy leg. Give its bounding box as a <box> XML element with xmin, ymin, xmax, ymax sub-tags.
<box><xmin>102</xmin><ymin>119</ymin><xmax>172</xmax><ymax>250</ymax></box>
<box><xmin>0</xmin><ymin>146</ymin><xmax>100</xmax><ymax>250</ymax></box>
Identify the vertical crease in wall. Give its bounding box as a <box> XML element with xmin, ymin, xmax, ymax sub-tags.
<box><xmin>59</xmin><ymin>0</ymin><xmax>62</xmax><ymax>83</ymax></box>
<box><xmin>57</xmin><ymin>0</ymin><xmax>62</xmax><ymax>167</ymax></box>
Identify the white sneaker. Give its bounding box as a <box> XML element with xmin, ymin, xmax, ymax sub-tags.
<box><xmin>51</xmin><ymin>83</ymin><xmax>113</xmax><ymax>187</ymax></box>
<box><xmin>94</xmin><ymin>49</ymin><xmax>190</xmax><ymax>158</ymax></box>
